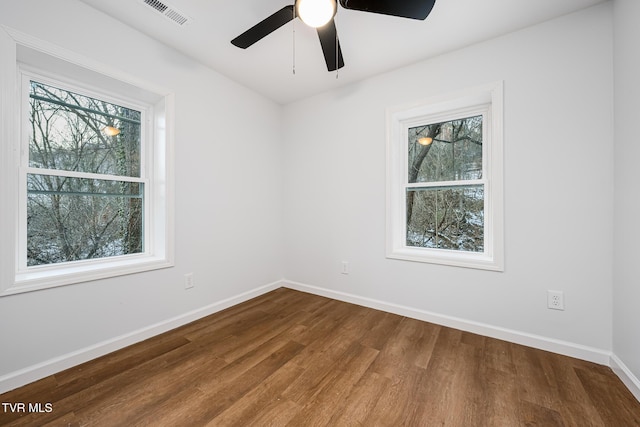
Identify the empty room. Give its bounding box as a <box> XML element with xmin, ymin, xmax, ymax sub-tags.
<box><xmin>1</xmin><ymin>0</ymin><xmax>639</xmax><ymax>425</ymax></box>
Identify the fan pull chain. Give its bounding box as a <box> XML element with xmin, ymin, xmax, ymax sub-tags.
<box><xmin>335</xmin><ymin>14</ymin><xmax>339</xmax><ymax>79</ymax></box>
<box><xmin>335</xmin><ymin>30</ymin><xmax>339</xmax><ymax>79</ymax></box>
<box><xmin>292</xmin><ymin>12</ymin><xmax>296</xmax><ymax>75</ymax></box>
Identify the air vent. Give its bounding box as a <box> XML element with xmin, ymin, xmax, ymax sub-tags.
<box><xmin>141</xmin><ymin>0</ymin><xmax>192</xmax><ymax>26</ymax></box>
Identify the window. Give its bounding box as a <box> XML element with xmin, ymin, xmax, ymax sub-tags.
<box><xmin>386</xmin><ymin>82</ymin><xmax>503</xmax><ymax>270</ymax></box>
<box><xmin>24</xmin><ymin>79</ymin><xmax>145</xmax><ymax>266</ymax></box>
<box><xmin>0</xmin><ymin>37</ymin><xmax>174</xmax><ymax>296</ymax></box>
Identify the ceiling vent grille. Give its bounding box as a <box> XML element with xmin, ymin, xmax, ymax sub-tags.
<box><xmin>141</xmin><ymin>0</ymin><xmax>191</xmax><ymax>26</ymax></box>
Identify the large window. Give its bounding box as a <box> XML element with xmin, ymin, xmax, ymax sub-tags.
<box><xmin>25</xmin><ymin>80</ymin><xmax>145</xmax><ymax>266</ymax></box>
<box><xmin>0</xmin><ymin>38</ymin><xmax>174</xmax><ymax>296</ymax></box>
<box><xmin>387</xmin><ymin>83</ymin><xmax>503</xmax><ymax>270</ymax></box>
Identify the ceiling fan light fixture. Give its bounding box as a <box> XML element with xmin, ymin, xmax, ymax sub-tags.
<box><xmin>296</xmin><ymin>0</ymin><xmax>337</xmax><ymax>28</ymax></box>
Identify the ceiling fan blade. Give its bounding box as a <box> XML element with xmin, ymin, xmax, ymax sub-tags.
<box><xmin>339</xmin><ymin>0</ymin><xmax>436</xmax><ymax>20</ymax></box>
<box><xmin>316</xmin><ymin>19</ymin><xmax>345</xmax><ymax>72</ymax></box>
<box><xmin>231</xmin><ymin>5</ymin><xmax>295</xmax><ymax>49</ymax></box>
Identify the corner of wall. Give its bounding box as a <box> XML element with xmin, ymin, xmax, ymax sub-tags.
<box><xmin>611</xmin><ymin>354</ymin><xmax>640</xmax><ymax>402</ymax></box>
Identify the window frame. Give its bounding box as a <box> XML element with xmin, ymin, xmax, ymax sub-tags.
<box><xmin>0</xmin><ymin>28</ymin><xmax>174</xmax><ymax>296</ymax></box>
<box><xmin>386</xmin><ymin>82</ymin><xmax>504</xmax><ymax>271</ymax></box>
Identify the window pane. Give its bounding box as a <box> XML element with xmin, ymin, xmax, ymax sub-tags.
<box><xmin>408</xmin><ymin>115</ymin><xmax>482</xmax><ymax>183</ymax></box>
<box><xmin>27</xmin><ymin>174</ymin><xmax>143</xmax><ymax>266</ymax></box>
<box><xmin>406</xmin><ymin>186</ymin><xmax>484</xmax><ymax>252</ymax></box>
<box><xmin>29</xmin><ymin>81</ymin><xmax>141</xmax><ymax>177</ymax></box>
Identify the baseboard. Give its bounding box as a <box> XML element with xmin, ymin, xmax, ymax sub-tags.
<box><xmin>282</xmin><ymin>280</ymin><xmax>612</xmax><ymax>366</ymax></box>
<box><xmin>611</xmin><ymin>354</ymin><xmax>640</xmax><ymax>402</ymax></box>
<box><xmin>0</xmin><ymin>280</ymin><xmax>282</xmax><ymax>395</ymax></box>
<box><xmin>5</xmin><ymin>279</ymin><xmax>638</xmax><ymax>404</ymax></box>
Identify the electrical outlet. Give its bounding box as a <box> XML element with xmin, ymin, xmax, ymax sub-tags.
<box><xmin>547</xmin><ymin>290</ymin><xmax>564</xmax><ymax>310</ymax></box>
<box><xmin>185</xmin><ymin>273</ymin><xmax>194</xmax><ymax>289</ymax></box>
<box><xmin>341</xmin><ymin>261</ymin><xmax>349</xmax><ymax>275</ymax></box>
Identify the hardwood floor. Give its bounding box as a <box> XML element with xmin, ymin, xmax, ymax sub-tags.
<box><xmin>1</xmin><ymin>288</ymin><xmax>639</xmax><ymax>426</ymax></box>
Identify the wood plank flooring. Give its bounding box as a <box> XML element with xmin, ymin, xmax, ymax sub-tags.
<box><xmin>1</xmin><ymin>288</ymin><xmax>639</xmax><ymax>426</ymax></box>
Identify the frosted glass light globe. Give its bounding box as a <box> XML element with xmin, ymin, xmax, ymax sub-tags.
<box><xmin>297</xmin><ymin>0</ymin><xmax>336</xmax><ymax>28</ymax></box>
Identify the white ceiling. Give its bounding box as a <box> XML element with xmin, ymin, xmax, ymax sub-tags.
<box><xmin>79</xmin><ymin>0</ymin><xmax>606</xmax><ymax>104</ymax></box>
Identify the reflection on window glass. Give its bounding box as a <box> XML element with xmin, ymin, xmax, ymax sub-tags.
<box><xmin>408</xmin><ymin>115</ymin><xmax>482</xmax><ymax>183</ymax></box>
<box><xmin>29</xmin><ymin>81</ymin><xmax>141</xmax><ymax>177</ymax></box>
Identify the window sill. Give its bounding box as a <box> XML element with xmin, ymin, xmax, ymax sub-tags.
<box><xmin>387</xmin><ymin>246</ymin><xmax>503</xmax><ymax>271</ymax></box>
<box><xmin>6</xmin><ymin>255</ymin><xmax>173</xmax><ymax>296</ymax></box>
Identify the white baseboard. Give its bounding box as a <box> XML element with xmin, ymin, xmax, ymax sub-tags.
<box><xmin>282</xmin><ymin>280</ymin><xmax>612</xmax><ymax>366</ymax></box>
<box><xmin>0</xmin><ymin>280</ymin><xmax>281</xmax><ymax>395</ymax></box>
<box><xmin>611</xmin><ymin>354</ymin><xmax>640</xmax><ymax>402</ymax></box>
<box><xmin>4</xmin><ymin>279</ymin><xmax>639</xmax><ymax>405</ymax></box>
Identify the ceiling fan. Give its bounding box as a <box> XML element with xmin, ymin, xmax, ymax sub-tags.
<box><xmin>231</xmin><ymin>0</ymin><xmax>437</xmax><ymax>72</ymax></box>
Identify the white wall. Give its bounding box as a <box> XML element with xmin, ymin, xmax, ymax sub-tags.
<box><xmin>613</xmin><ymin>0</ymin><xmax>640</xmax><ymax>391</ymax></box>
<box><xmin>283</xmin><ymin>4</ymin><xmax>614</xmax><ymax>353</ymax></box>
<box><xmin>0</xmin><ymin>0</ymin><xmax>283</xmax><ymax>384</ymax></box>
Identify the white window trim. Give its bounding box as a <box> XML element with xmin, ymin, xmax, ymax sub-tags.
<box><xmin>386</xmin><ymin>82</ymin><xmax>504</xmax><ymax>271</ymax></box>
<box><xmin>0</xmin><ymin>26</ymin><xmax>175</xmax><ymax>296</ymax></box>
